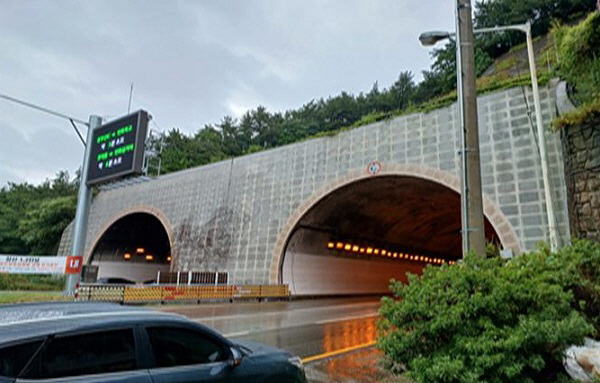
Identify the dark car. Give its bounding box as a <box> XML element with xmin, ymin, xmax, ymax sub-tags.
<box><xmin>0</xmin><ymin>302</ymin><xmax>306</xmax><ymax>383</ymax></box>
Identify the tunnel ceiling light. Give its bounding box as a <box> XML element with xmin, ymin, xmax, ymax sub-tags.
<box><xmin>325</xmin><ymin>241</ymin><xmax>448</xmax><ymax>266</ymax></box>
<box><xmin>136</xmin><ymin>248</ymin><xmax>145</xmax><ymax>253</ymax></box>
<box><xmin>124</xmin><ymin>253</ymin><xmax>131</xmax><ymax>260</ymax></box>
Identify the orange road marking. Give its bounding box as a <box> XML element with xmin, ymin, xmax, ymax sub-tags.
<box><xmin>301</xmin><ymin>340</ymin><xmax>377</xmax><ymax>364</ymax></box>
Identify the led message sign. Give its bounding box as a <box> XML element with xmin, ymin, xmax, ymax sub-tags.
<box><xmin>87</xmin><ymin>110</ymin><xmax>149</xmax><ymax>185</ymax></box>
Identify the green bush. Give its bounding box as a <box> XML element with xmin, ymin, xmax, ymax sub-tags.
<box><xmin>0</xmin><ymin>274</ymin><xmax>66</xmax><ymax>291</ymax></box>
<box><xmin>378</xmin><ymin>241</ymin><xmax>600</xmax><ymax>383</ymax></box>
<box><xmin>555</xmin><ymin>12</ymin><xmax>600</xmax><ymax>105</ymax></box>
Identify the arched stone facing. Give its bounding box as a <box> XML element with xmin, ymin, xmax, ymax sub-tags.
<box><xmin>269</xmin><ymin>164</ymin><xmax>521</xmax><ymax>283</ymax></box>
<box><xmin>85</xmin><ymin>204</ymin><xmax>176</xmax><ymax>265</ymax></box>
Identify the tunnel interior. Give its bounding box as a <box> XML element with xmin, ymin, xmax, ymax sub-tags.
<box><xmin>282</xmin><ymin>176</ymin><xmax>500</xmax><ymax>295</ymax></box>
<box><xmin>90</xmin><ymin>213</ymin><xmax>171</xmax><ymax>282</ymax></box>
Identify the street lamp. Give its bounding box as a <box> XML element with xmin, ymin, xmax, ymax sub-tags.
<box><xmin>418</xmin><ymin>31</ymin><xmax>453</xmax><ymax>46</ymax></box>
<box><xmin>419</xmin><ymin>20</ymin><xmax>560</xmax><ymax>253</ymax></box>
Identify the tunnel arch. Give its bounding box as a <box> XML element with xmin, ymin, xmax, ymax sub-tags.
<box><xmin>87</xmin><ymin>206</ymin><xmax>175</xmax><ymax>283</ymax></box>
<box><xmin>270</xmin><ymin>164</ymin><xmax>521</xmax><ymax>289</ymax></box>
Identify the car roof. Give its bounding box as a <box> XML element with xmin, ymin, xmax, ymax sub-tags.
<box><xmin>0</xmin><ymin>302</ymin><xmax>193</xmax><ymax>345</ymax></box>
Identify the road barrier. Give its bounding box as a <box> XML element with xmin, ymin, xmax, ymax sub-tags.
<box><xmin>76</xmin><ymin>284</ymin><xmax>290</xmax><ymax>303</ymax></box>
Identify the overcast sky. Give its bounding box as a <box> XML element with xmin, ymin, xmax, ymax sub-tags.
<box><xmin>0</xmin><ymin>0</ymin><xmax>455</xmax><ymax>187</ymax></box>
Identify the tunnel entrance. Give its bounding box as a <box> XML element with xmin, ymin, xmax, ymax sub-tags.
<box><xmin>281</xmin><ymin>176</ymin><xmax>500</xmax><ymax>295</ymax></box>
<box><xmin>90</xmin><ymin>213</ymin><xmax>171</xmax><ymax>283</ymax></box>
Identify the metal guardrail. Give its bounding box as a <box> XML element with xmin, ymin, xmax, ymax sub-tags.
<box><xmin>75</xmin><ymin>284</ymin><xmax>290</xmax><ymax>303</ymax></box>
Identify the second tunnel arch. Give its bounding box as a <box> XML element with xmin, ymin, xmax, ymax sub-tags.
<box><xmin>270</xmin><ymin>165</ymin><xmax>521</xmax><ymax>294</ymax></box>
<box><xmin>85</xmin><ymin>206</ymin><xmax>176</xmax><ymax>283</ymax></box>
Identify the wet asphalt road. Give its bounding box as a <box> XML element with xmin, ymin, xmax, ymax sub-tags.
<box><xmin>158</xmin><ymin>297</ymin><xmax>381</xmax><ymax>359</ymax></box>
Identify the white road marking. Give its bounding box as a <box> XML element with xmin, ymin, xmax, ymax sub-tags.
<box><xmin>223</xmin><ymin>330</ymin><xmax>250</xmax><ymax>337</ymax></box>
<box><xmin>314</xmin><ymin>312</ymin><xmax>379</xmax><ymax>325</ymax></box>
<box><xmin>190</xmin><ymin>301</ymin><xmax>380</xmax><ymax>322</ymax></box>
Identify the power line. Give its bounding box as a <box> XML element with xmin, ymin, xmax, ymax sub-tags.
<box><xmin>0</xmin><ymin>93</ymin><xmax>89</xmax><ymax>126</ymax></box>
<box><xmin>0</xmin><ymin>92</ymin><xmax>89</xmax><ymax>147</ymax></box>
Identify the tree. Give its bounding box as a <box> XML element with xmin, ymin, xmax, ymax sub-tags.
<box><xmin>389</xmin><ymin>71</ymin><xmax>416</xmax><ymax>110</ymax></box>
<box><xmin>218</xmin><ymin>116</ymin><xmax>244</xmax><ymax>157</ymax></box>
<box><xmin>0</xmin><ymin>172</ymin><xmax>78</xmax><ymax>255</ymax></box>
<box><xmin>474</xmin><ymin>0</ymin><xmax>596</xmax><ymax>59</ymax></box>
<box><xmin>18</xmin><ymin>196</ymin><xmax>77</xmax><ymax>254</ymax></box>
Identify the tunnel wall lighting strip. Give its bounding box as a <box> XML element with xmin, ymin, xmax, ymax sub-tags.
<box><xmin>325</xmin><ymin>241</ymin><xmax>457</xmax><ymax>266</ymax></box>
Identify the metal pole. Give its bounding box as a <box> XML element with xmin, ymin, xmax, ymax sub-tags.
<box><xmin>455</xmin><ymin>2</ymin><xmax>469</xmax><ymax>256</ymax></box>
<box><xmin>65</xmin><ymin>115</ymin><xmax>102</xmax><ymax>295</ymax></box>
<box><xmin>525</xmin><ymin>22</ymin><xmax>559</xmax><ymax>251</ymax></box>
<box><xmin>457</xmin><ymin>0</ymin><xmax>486</xmax><ymax>256</ymax></box>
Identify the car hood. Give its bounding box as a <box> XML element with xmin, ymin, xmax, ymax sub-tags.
<box><xmin>234</xmin><ymin>339</ymin><xmax>292</xmax><ymax>358</ymax></box>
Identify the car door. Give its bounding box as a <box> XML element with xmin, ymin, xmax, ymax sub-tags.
<box><xmin>143</xmin><ymin>326</ymin><xmax>246</xmax><ymax>383</ymax></box>
<box><xmin>16</xmin><ymin>328</ymin><xmax>152</xmax><ymax>383</ymax></box>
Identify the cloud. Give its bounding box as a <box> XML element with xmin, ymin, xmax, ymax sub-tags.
<box><xmin>0</xmin><ymin>119</ymin><xmax>84</xmax><ymax>186</ymax></box>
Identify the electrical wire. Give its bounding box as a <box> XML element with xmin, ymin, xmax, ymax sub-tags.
<box><xmin>0</xmin><ymin>93</ymin><xmax>89</xmax><ymax>126</ymax></box>
<box><xmin>0</xmin><ymin>92</ymin><xmax>88</xmax><ymax>147</ymax></box>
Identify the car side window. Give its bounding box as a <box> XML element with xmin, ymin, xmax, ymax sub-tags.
<box><xmin>0</xmin><ymin>340</ymin><xmax>43</xmax><ymax>379</ymax></box>
<box><xmin>22</xmin><ymin>329</ymin><xmax>136</xmax><ymax>379</ymax></box>
<box><xmin>146</xmin><ymin>327</ymin><xmax>228</xmax><ymax>368</ymax></box>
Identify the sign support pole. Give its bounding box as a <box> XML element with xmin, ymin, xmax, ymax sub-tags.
<box><xmin>65</xmin><ymin>115</ymin><xmax>102</xmax><ymax>295</ymax></box>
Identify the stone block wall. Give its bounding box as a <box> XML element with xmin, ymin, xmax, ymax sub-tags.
<box><xmin>561</xmin><ymin>117</ymin><xmax>600</xmax><ymax>242</ymax></box>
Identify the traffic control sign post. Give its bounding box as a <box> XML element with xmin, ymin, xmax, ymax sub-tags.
<box><xmin>65</xmin><ymin>115</ymin><xmax>101</xmax><ymax>295</ymax></box>
<box><xmin>65</xmin><ymin>111</ymin><xmax>150</xmax><ymax>295</ymax></box>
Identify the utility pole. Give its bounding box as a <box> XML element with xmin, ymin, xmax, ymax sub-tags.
<box><xmin>457</xmin><ymin>0</ymin><xmax>486</xmax><ymax>256</ymax></box>
<box><xmin>65</xmin><ymin>115</ymin><xmax>102</xmax><ymax>294</ymax></box>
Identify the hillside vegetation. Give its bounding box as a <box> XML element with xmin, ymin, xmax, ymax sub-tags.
<box><xmin>553</xmin><ymin>11</ymin><xmax>600</xmax><ymax>129</ymax></box>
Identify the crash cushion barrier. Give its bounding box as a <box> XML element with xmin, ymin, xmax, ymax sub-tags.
<box><xmin>76</xmin><ymin>284</ymin><xmax>125</xmax><ymax>302</ymax></box>
<box><xmin>76</xmin><ymin>284</ymin><xmax>290</xmax><ymax>302</ymax></box>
